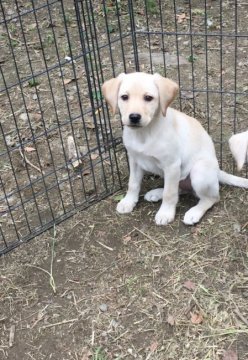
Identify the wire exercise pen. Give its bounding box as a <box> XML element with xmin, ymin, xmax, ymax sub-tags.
<box><xmin>0</xmin><ymin>0</ymin><xmax>247</xmax><ymax>255</ymax></box>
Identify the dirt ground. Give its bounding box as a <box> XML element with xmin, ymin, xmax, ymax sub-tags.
<box><xmin>1</xmin><ymin>0</ymin><xmax>248</xmax><ymax>359</ymax></box>
<box><xmin>0</xmin><ymin>184</ymin><xmax>248</xmax><ymax>359</ymax></box>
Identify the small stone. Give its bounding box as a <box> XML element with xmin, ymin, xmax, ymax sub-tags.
<box><xmin>19</xmin><ymin>113</ymin><xmax>28</xmax><ymax>122</ymax></box>
<box><xmin>99</xmin><ymin>303</ymin><xmax>108</xmax><ymax>312</ymax></box>
<box><xmin>33</xmin><ymin>94</ymin><xmax>38</xmax><ymax>100</ymax></box>
<box><xmin>233</xmin><ymin>223</ymin><xmax>241</xmax><ymax>233</ymax></box>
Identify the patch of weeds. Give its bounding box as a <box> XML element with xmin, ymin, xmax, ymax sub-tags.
<box><xmin>93</xmin><ymin>347</ymin><xmax>108</xmax><ymax>360</ymax></box>
<box><xmin>146</xmin><ymin>0</ymin><xmax>158</xmax><ymax>15</ymax></box>
<box><xmin>92</xmin><ymin>89</ymin><xmax>103</xmax><ymax>101</ymax></box>
<box><xmin>108</xmin><ymin>25</ymin><xmax>115</xmax><ymax>33</ymax></box>
<box><xmin>188</xmin><ymin>55</ymin><xmax>197</xmax><ymax>63</ymax></box>
<box><xmin>28</xmin><ymin>78</ymin><xmax>40</xmax><ymax>87</ymax></box>
<box><xmin>113</xmin><ymin>194</ymin><xmax>125</xmax><ymax>202</ymax></box>
<box><xmin>64</xmin><ymin>14</ymin><xmax>72</xmax><ymax>25</ymax></box>
<box><xmin>191</xmin><ymin>9</ymin><xmax>205</xmax><ymax>16</ymax></box>
<box><xmin>9</xmin><ymin>23</ymin><xmax>17</xmax><ymax>35</ymax></box>
<box><xmin>46</xmin><ymin>34</ymin><xmax>55</xmax><ymax>45</ymax></box>
<box><xmin>125</xmin><ymin>275</ymin><xmax>139</xmax><ymax>294</ymax></box>
<box><xmin>10</xmin><ymin>39</ymin><xmax>18</xmax><ymax>48</ymax></box>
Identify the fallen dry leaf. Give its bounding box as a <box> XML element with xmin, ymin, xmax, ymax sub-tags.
<box><xmin>190</xmin><ymin>312</ymin><xmax>203</xmax><ymax>324</ymax></box>
<box><xmin>71</xmin><ymin>159</ymin><xmax>82</xmax><ymax>169</ymax></box>
<box><xmin>32</xmin><ymin>112</ymin><xmax>42</xmax><ymax>121</ymax></box>
<box><xmin>183</xmin><ymin>280</ymin><xmax>196</xmax><ymax>291</ymax></box>
<box><xmin>122</xmin><ymin>235</ymin><xmax>131</xmax><ymax>244</ymax></box>
<box><xmin>223</xmin><ymin>349</ymin><xmax>238</xmax><ymax>360</ymax></box>
<box><xmin>63</xmin><ymin>78</ymin><xmax>77</xmax><ymax>85</ymax></box>
<box><xmin>82</xmin><ymin>170</ymin><xmax>90</xmax><ymax>176</ymax></box>
<box><xmin>81</xmin><ymin>348</ymin><xmax>92</xmax><ymax>360</ymax></box>
<box><xmin>24</xmin><ymin>147</ymin><xmax>36</xmax><ymax>153</ymax></box>
<box><xmin>149</xmin><ymin>340</ymin><xmax>159</xmax><ymax>352</ymax></box>
<box><xmin>85</xmin><ymin>121</ymin><xmax>95</xmax><ymax>129</ymax></box>
<box><xmin>67</xmin><ymin>135</ymin><xmax>77</xmax><ymax>159</ymax></box>
<box><xmin>176</xmin><ymin>13</ymin><xmax>186</xmax><ymax>23</ymax></box>
<box><xmin>90</xmin><ymin>153</ymin><xmax>99</xmax><ymax>160</ymax></box>
<box><xmin>167</xmin><ymin>314</ymin><xmax>176</xmax><ymax>326</ymax></box>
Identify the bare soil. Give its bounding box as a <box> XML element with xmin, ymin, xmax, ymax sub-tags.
<box><xmin>0</xmin><ymin>1</ymin><xmax>248</xmax><ymax>359</ymax></box>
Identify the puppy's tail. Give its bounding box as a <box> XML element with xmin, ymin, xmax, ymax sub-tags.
<box><xmin>218</xmin><ymin>170</ymin><xmax>248</xmax><ymax>188</ymax></box>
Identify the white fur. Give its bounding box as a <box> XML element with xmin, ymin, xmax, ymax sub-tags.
<box><xmin>102</xmin><ymin>72</ymin><xmax>248</xmax><ymax>225</ymax></box>
<box><xmin>229</xmin><ymin>131</ymin><xmax>248</xmax><ymax>171</ymax></box>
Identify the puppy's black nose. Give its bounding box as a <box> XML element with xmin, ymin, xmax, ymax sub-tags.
<box><xmin>129</xmin><ymin>113</ymin><xmax>141</xmax><ymax>125</ymax></box>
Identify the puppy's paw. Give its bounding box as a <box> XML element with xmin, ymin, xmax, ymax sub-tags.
<box><xmin>183</xmin><ymin>207</ymin><xmax>203</xmax><ymax>225</ymax></box>
<box><xmin>144</xmin><ymin>188</ymin><xmax>163</xmax><ymax>202</ymax></box>
<box><xmin>155</xmin><ymin>208</ymin><xmax>175</xmax><ymax>226</ymax></box>
<box><xmin>116</xmin><ymin>198</ymin><xmax>136</xmax><ymax>214</ymax></box>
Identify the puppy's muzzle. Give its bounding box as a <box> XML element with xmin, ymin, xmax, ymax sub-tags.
<box><xmin>129</xmin><ymin>113</ymin><xmax>141</xmax><ymax>127</ymax></box>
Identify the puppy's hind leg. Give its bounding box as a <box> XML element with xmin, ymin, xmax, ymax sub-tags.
<box><xmin>144</xmin><ymin>188</ymin><xmax>163</xmax><ymax>202</ymax></box>
<box><xmin>183</xmin><ymin>161</ymin><xmax>220</xmax><ymax>225</ymax></box>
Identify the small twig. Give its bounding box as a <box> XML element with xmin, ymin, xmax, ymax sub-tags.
<box><xmin>96</xmin><ymin>240</ymin><xmax>113</xmax><ymax>251</ymax></box>
<box><xmin>133</xmin><ymin>226</ymin><xmax>161</xmax><ymax>246</ymax></box>
<box><xmin>49</xmin><ymin>225</ymin><xmax>57</xmax><ymax>294</ymax></box>
<box><xmin>19</xmin><ymin>148</ymin><xmax>43</xmax><ymax>174</ymax></box>
<box><xmin>88</xmin><ymin>259</ymin><xmax>121</xmax><ymax>281</ymax></box>
<box><xmin>91</xmin><ymin>321</ymin><xmax>95</xmax><ymax>346</ymax></box>
<box><xmin>234</xmin><ymin>308</ymin><xmax>248</xmax><ymax>327</ymax></box>
<box><xmin>242</xmin><ymin>221</ymin><xmax>248</xmax><ymax>230</ymax></box>
<box><xmin>113</xmin><ymin>330</ymin><xmax>129</xmax><ymax>342</ymax></box>
<box><xmin>40</xmin><ymin>318</ymin><xmax>78</xmax><ymax>330</ymax></box>
<box><xmin>8</xmin><ymin>325</ymin><xmax>15</xmax><ymax>347</ymax></box>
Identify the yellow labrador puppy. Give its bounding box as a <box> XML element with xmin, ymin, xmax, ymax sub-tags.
<box><xmin>102</xmin><ymin>72</ymin><xmax>248</xmax><ymax>225</ymax></box>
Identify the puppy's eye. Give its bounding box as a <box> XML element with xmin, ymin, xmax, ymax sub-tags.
<box><xmin>121</xmin><ymin>94</ymin><xmax>129</xmax><ymax>101</ymax></box>
<box><xmin>144</xmin><ymin>95</ymin><xmax>153</xmax><ymax>102</ymax></box>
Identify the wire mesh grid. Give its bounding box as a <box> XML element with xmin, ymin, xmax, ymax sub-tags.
<box><xmin>0</xmin><ymin>0</ymin><xmax>247</xmax><ymax>255</ymax></box>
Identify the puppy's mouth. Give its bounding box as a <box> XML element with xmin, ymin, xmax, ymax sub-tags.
<box><xmin>127</xmin><ymin>123</ymin><xmax>142</xmax><ymax>128</ymax></box>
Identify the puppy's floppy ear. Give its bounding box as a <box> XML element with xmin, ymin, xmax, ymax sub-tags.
<box><xmin>229</xmin><ymin>131</ymin><xmax>248</xmax><ymax>171</ymax></box>
<box><xmin>102</xmin><ymin>73</ymin><xmax>125</xmax><ymax>114</ymax></box>
<box><xmin>153</xmin><ymin>73</ymin><xmax>179</xmax><ymax>116</ymax></box>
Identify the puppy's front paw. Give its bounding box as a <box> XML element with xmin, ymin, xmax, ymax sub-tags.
<box><xmin>183</xmin><ymin>207</ymin><xmax>202</xmax><ymax>225</ymax></box>
<box><xmin>144</xmin><ymin>188</ymin><xmax>163</xmax><ymax>202</ymax></box>
<box><xmin>116</xmin><ymin>198</ymin><xmax>136</xmax><ymax>214</ymax></box>
<box><xmin>155</xmin><ymin>208</ymin><xmax>175</xmax><ymax>225</ymax></box>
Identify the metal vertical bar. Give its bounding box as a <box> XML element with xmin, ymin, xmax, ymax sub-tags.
<box><xmin>204</xmin><ymin>0</ymin><xmax>210</xmax><ymax>133</ymax></box>
<box><xmin>172</xmin><ymin>0</ymin><xmax>182</xmax><ymax>110</ymax></box>
<box><xmin>158</xmin><ymin>0</ymin><xmax>167</xmax><ymax>77</ymax></box>
<box><xmin>144</xmin><ymin>0</ymin><xmax>153</xmax><ymax>73</ymax></box>
<box><xmin>188</xmin><ymin>0</ymin><xmax>196</xmax><ymax>116</ymax></box>
<box><xmin>233</xmin><ymin>0</ymin><xmax>238</xmax><ymax>135</ymax></box>
<box><xmin>128</xmin><ymin>0</ymin><xmax>139</xmax><ymax>71</ymax></box>
<box><xmin>219</xmin><ymin>0</ymin><xmax>223</xmax><ymax>168</ymax></box>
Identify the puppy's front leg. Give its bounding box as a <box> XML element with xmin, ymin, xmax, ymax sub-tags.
<box><xmin>117</xmin><ymin>156</ymin><xmax>144</xmax><ymax>214</ymax></box>
<box><xmin>155</xmin><ymin>164</ymin><xmax>180</xmax><ymax>225</ymax></box>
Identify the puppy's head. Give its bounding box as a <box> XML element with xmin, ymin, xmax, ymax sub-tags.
<box><xmin>102</xmin><ymin>72</ymin><xmax>178</xmax><ymax>128</ymax></box>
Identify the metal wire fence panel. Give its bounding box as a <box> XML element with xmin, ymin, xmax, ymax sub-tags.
<box><xmin>0</xmin><ymin>0</ymin><xmax>128</xmax><ymax>255</ymax></box>
<box><xmin>0</xmin><ymin>0</ymin><xmax>247</xmax><ymax>255</ymax></box>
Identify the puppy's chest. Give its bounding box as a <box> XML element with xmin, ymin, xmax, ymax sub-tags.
<box><xmin>124</xmin><ymin>134</ymin><xmax>166</xmax><ymax>175</ymax></box>
<box><xmin>127</xmin><ymin>147</ymin><xmax>164</xmax><ymax>176</ymax></box>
